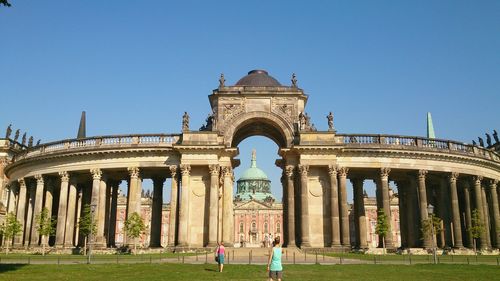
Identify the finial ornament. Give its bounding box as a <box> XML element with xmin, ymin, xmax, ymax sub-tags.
<box><xmin>5</xmin><ymin>124</ymin><xmax>12</xmax><ymax>139</ymax></box>
<box><xmin>219</xmin><ymin>73</ymin><xmax>225</xmax><ymax>88</ymax></box>
<box><xmin>182</xmin><ymin>112</ymin><xmax>190</xmax><ymax>132</ymax></box>
<box><xmin>291</xmin><ymin>73</ymin><xmax>298</xmax><ymax>88</ymax></box>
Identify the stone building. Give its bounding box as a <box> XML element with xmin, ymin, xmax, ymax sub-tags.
<box><xmin>0</xmin><ymin>69</ymin><xmax>499</xmax><ymax>252</ymax></box>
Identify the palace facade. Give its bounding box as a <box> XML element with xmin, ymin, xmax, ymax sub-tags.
<box><xmin>0</xmin><ymin>69</ymin><xmax>499</xmax><ymax>252</ymax></box>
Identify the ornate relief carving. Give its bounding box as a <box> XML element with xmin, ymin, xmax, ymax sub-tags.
<box><xmin>489</xmin><ymin>179</ymin><xmax>498</xmax><ymax>188</ymax></box>
<box><xmin>222</xmin><ymin>104</ymin><xmax>244</xmax><ymax>121</ymax></box>
<box><xmin>221</xmin><ymin>166</ymin><xmax>232</xmax><ymax>177</ymax></box>
<box><xmin>285</xmin><ymin>165</ymin><xmax>295</xmax><ymax>179</ymax></box>
<box><xmin>449</xmin><ymin>172</ymin><xmax>459</xmax><ymax>183</ymax></box>
<box><xmin>180</xmin><ymin>164</ymin><xmax>191</xmax><ymax>176</ymax></box>
<box><xmin>418</xmin><ymin>169</ymin><xmax>428</xmax><ymax>180</ymax></box>
<box><xmin>18</xmin><ymin>178</ymin><xmax>26</xmax><ymax>187</ymax></box>
<box><xmin>473</xmin><ymin>175</ymin><xmax>483</xmax><ymax>184</ymax></box>
<box><xmin>271</xmin><ymin>97</ymin><xmax>295</xmax><ymax>122</ymax></box>
<box><xmin>59</xmin><ymin>171</ymin><xmax>69</xmax><ymax>182</ymax></box>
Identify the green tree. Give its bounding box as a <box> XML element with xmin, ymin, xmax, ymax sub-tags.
<box><xmin>0</xmin><ymin>0</ymin><xmax>12</xmax><ymax>7</ymax></box>
<box><xmin>78</xmin><ymin>204</ymin><xmax>96</xmax><ymax>256</ymax></box>
<box><xmin>375</xmin><ymin>210</ymin><xmax>389</xmax><ymax>254</ymax></box>
<box><xmin>421</xmin><ymin>213</ymin><xmax>443</xmax><ymax>247</ymax></box>
<box><xmin>35</xmin><ymin>207</ymin><xmax>56</xmax><ymax>256</ymax></box>
<box><xmin>124</xmin><ymin>212</ymin><xmax>146</xmax><ymax>254</ymax></box>
<box><xmin>468</xmin><ymin>209</ymin><xmax>484</xmax><ymax>254</ymax></box>
<box><xmin>0</xmin><ymin>212</ymin><xmax>22</xmax><ymax>254</ymax></box>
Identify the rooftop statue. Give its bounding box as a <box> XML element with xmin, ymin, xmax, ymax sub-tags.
<box><xmin>5</xmin><ymin>124</ymin><xmax>12</xmax><ymax>139</ymax></box>
<box><xmin>291</xmin><ymin>73</ymin><xmax>298</xmax><ymax>88</ymax></box>
<box><xmin>21</xmin><ymin>133</ymin><xmax>27</xmax><ymax>145</ymax></box>
<box><xmin>14</xmin><ymin>129</ymin><xmax>19</xmax><ymax>142</ymax></box>
<box><xmin>478</xmin><ymin>137</ymin><xmax>484</xmax><ymax>147</ymax></box>
<box><xmin>28</xmin><ymin>136</ymin><xmax>33</xmax><ymax>147</ymax></box>
<box><xmin>326</xmin><ymin>112</ymin><xmax>334</xmax><ymax>131</ymax></box>
<box><xmin>36</xmin><ymin>139</ymin><xmax>41</xmax><ymax>146</ymax></box>
<box><xmin>486</xmin><ymin>133</ymin><xmax>492</xmax><ymax>147</ymax></box>
<box><xmin>219</xmin><ymin>73</ymin><xmax>225</xmax><ymax>88</ymax></box>
<box><xmin>493</xmin><ymin>130</ymin><xmax>499</xmax><ymax>144</ymax></box>
<box><xmin>182</xmin><ymin>112</ymin><xmax>190</xmax><ymax>132</ymax></box>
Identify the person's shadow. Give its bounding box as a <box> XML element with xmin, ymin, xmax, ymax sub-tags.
<box><xmin>204</xmin><ymin>268</ymin><xmax>218</xmax><ymax>272</ymax></box>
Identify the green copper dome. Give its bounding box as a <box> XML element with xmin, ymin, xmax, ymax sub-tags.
<box><xmin>235</xmin><ymin>150</ymin><xmax>276</xmax><ymax>202</ymax></box>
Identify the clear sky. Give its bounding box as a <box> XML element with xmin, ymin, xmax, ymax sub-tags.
<box><xmin>1</xmin><ymin>1</ymin><xmax>499</xmax><ymax>202</ymax></box>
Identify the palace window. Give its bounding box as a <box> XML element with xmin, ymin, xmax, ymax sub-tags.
<box><xmin>264</xmin><ymin>222</ymin><xmax>268</xmax><ymax>233</ymax></box>
<box><xmin>276</xmin><ymin>222</ymin><xmax>281</xmax><ymax>233</ymax></box>
<box><xmin>251</xmin><ymin>221</ymin><xmax>257</xmax><ymax>232</ymax></box>
<box><xmin>239</xmin><ymin>222</ymin><xmax>244</xmax><ymax>233</ymax></box>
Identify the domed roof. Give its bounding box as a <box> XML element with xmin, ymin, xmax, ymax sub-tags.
<box><xmin>235</xmin><ymin>70</ymin><xmax>282</xmax><ymax>87</ymax></box>
<box><xmin>238</xmin><ymin>149</ymin><xmax>270</xmax><ymax>181</ymax></box>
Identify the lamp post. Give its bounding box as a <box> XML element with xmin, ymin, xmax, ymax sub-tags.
<box><xmin>427</xmin><ymin>204</ymin><xmax>437</xmax><ymax>264</ymax></box>
<box><xmin>87</xmin><ymin>203</ymin><xmax>97</xmax><ymax>264</ymax></box>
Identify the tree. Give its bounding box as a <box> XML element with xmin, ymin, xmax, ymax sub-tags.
<box><xmin>375</xmin><ymin>210</ymin><xmax>389</xmax><ymax>254</ymax></box>
<box><xmin>0</xmin><ymin>0</ymin><xmax>12</xmax><ymax>7</ymax></box>
<box><xmin>0</xmin><ymin>212</ymin><xmax>22</xmax><ymax>254</ymax></box>
<box><xmin>35</xmin><ymin>207</ymin><xmax>56</xmax><ymax>256</ymax></box>
<box><xmin>78</xmin><ymin>204</ymin><xmax>96</xmax><ymax>256</ymax></box>
<box><xmin>421</xmin><ymin>213</ymin><xmax>443</xmax><ymax>263</ymax></box>
<box><xmin>468</xmin><ymin>209</ymin><xmax>484</xmax><ymax>254</ymax></box>
<box><xmin>124</xmin><ymin>212</ymin><xmax>146</xmax><ymax>254</ymax></box>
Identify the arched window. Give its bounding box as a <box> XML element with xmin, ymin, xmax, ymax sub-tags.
<box><xmin>251</xmin><ymin>221</ymin><xmax>257</xmax><ymax>232</ymax></box>
<box><xmin>239</xmin><ymin>222</ymin><xmax>244</xmax><ymax>233</ymax></box>
<box><xmin>276</xmin><ymin>222</ymin><xmax>281</xmax><ymax>233</ymax></box>
<box><xmin>264</xmin><ymin>222</ymin><xmax>268</xmax><ymax>233</ymax></box>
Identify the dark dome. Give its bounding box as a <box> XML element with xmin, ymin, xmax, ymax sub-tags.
<box><xmin>235</xmin><ymin>70</ymin><xmax>282</xmax><ymax>87</ymax></box>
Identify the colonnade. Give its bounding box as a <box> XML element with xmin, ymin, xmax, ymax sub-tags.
<box><xmin>283</xmin><ymin>165</ymin><xmax>500</xmax><ymax>250</ymax></box>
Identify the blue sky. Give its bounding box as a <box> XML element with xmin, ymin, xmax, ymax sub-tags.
<box><xmin>1</xmin><ymin>1</ymin><xmax>499</xmax><ymax>202</ymax></box>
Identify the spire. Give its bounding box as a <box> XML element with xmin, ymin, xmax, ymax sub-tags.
<box><xmin>427</xmin><ymin>112</ymin><xmax>435</xmax><ymax>139</ymax></box>
<box><xmin>251</xmin><ymin>149</ymin><xmax>257</xmax><ymax>168</ymax></box>
<box><xmin>77</xmin><ymin>111</ymin><xmax>86</xmax><ymax>139</ymax></box>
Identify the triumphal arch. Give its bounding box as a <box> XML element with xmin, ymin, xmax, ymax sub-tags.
<box><xmin>1</xmin><ymin>70</ymin><xmax>499</xmax><ymax>252</ymax></box>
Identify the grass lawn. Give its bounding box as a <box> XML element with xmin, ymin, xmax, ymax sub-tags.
<box><xmin>0</xmin><ymin>264</ymin><xmax>498</xmax><ymax>281</ymax></box>
<box><xmin>324</xmin><ymin>252</ymin><xmax>500</xmax><ymax>264</ymax></box>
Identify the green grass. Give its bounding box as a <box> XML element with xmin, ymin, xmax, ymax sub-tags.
<box><xmin>0</xmin><ymin>264</ymin><xmax>498</xmax><ymax>280</ymax></box>
<box><xmin>324</xmin><ymin>252</ymin><xmax>500</xmax><ymax>264</ymax></box>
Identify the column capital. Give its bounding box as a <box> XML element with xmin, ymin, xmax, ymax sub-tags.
<box><xmin>418</xmin><ymin>169</ymin><xmax>428</xmax><ymax>179</ymax></box>
<box><xmin>221</xmin><ymin>166</ymin><xmax>232</xmax><ymax>177</ymax></box>
<box><xmin>285</xmin><ymin>165</ymin><xmax>295</xmax><ymax>178</ymax></box>
<box><xmin>127</xmin><ymin>167</ymin><xmax>139</xmax><ymax>179</ymax></box>
<box><xmin>180</xmin><ymin>164</ymin><xmax>191</xmax><ymax>176</ymax></box>
<box><xmin>151</xmin><ymin>176</ymin><xmax>166</xmax><ymax>184</ymax></box>
<box><xmin>18</xmin><ymin>177</ymin><xmax>26</xmax><ymax>187</ymax></box>
<box><xmin>488</xmin><ymin>179</ymin><xmax>498</xmax><ymax>188</ymax></box>
<box><xmin>298</xmin><ymin>164</ymin><xmax>309</xmax><ymax>176</ymax></box>
<box><xmin>337</xmin><ymin>166</ymin><xmax>349</xmax><ymax>178</ymax></box>
<box><xmin>449</xmin><ymin>172</ymin><xmax>459</xmax><ymax>183</ymax></box>
<box><xmin>472</xmin><ymin>175</ymin><xmax>483</xmax><ymax>184</ymax></box>
<box><xmin>380</xmin><ymin>167</ymin><xmax>391</xmax><ymax>179</ymax></box>
<box><xmin>59</xmin><ymin>171</ymin><xmax>69</xmax><ymax>182</ymax></box>
<box><xmin>168</xmin><ymin>165</ymin><xmax>177</xmax><ymax>178</ymax></box>
<box><xmin>91</xmin><ymin>168</ymin><xmax>103</xmax><ymax>180</ymax></box>
<box><xmin>209</xmin><ymin>164</ymin><xmax>220</xmax><ymax>176</ymax></box>
<box><xmin>327</xmin><ymin>165</ymin><xmax>337</xmax><ymax>176</ymax></box>
<box><xmin>34</xmin><ymin>174</ymin><xmax>44</xmax><ymax>184</ymax></box>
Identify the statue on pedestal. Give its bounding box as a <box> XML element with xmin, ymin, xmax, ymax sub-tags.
<box><xmin>493</xmin><ymin>130</ymin><xmax>499</xmax><ymax>144</ymax></box>
<box><xmin>326</xmin><ymin>112</ymin><xmax>334</xmax><ymax>131</ymax></box>
<box><xmin>219</xmin><ymin>73</ymin><xmax>225</xmax><ymax>88</ymax></box>
<box><xmin>291</xmin><ymin>73</ymin><xmax>298</xmax><ymax>88</ymax></box>
<box><xmin>21</xmin><ymin>133</ymin><xmax>27</xmax><ymax>145</ymax></box>
<box><xmin>485</xmin><ymin>133</ymin><xmax>492</xmax><ymax>147</ymax></box>
<box><xmin>28</xmin><ymin>136</ymin><xmax>33</xmax><ymax>148</ymax></box>
<box><xmin>478</xmin><ymin>137</ymin><xmax>484</xmax><ymax>147</ymax></box>
<box><xmin>14</xmin><ymin>129</ymin><xmax>20</xmax><ymax>142</ymax></box>
<box><xmin>5</xmin><ymin>124</ymin><xmax>12</xmax><ymax>139</ymax></box>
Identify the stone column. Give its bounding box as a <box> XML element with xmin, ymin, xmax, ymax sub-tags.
<box><xmin>55</xmin><ymin>172</ymin><xmax>69</xmax><ymax>247</ymax></box>
<box><xmin>462</xmin><ymin>181</ymin><xmax>473</xmax><ymax>248</ymax></box>
<box><xmin>378</xmin><ymin>168</ymin><xmax>393</xmax><ymax>248</ymax></box>
<box><xmin>449</xmin><ymin>172</ymin><xmax>463</xmax><ymax>248</ymax></box>
<box><xmin>150</xmin><ymin>177</ymin><xmax>165</xmax><ymax>247</ymax></box>
<box><xmin>108</xmin><ymin>181</ymin><xmax>119</xmax><ymax>247</ymax></box>
<box><xmin>472</xmin><ymin>176</ymin><xmax>488</xmax><ymax>250</ymax></box>
<box><xmin>64</xmin><ymin>180</ymin><xmax>77</xmax><ymax>246</ymax></box>
<box><xmin>126</xmin><ymin>167</ymin><xmax>139</xmax><ymax>219</ymax></box>
<box><xmin>89</xmin><ymin>168</ymin><xmax>102</xmax><ymax>247</ymax></box>
<box><xmin>222</xmin><ymin>166</ymin><xmax>234</xmax><ymax>246</ymax></box>
<box><xmin>481</xmin><ymin>185</ymin><xmax>492</xmax><ymax>249</ymax></box>
<box><xmin>208</xmin><ymin>164</ymin><xmax>219</xmax><ymax>247</ymax></box>
<box><xmin>338</xmin><ymin>166</ymin><xmax>350</xmax><ymax>247</ymax></box>
<box><xmin>286</xmin><ymin>165</ymin><xmax>296</xmax><ymax>247</ymax></box>
<box><xmin>417</xmin><ymin>170</ymin><xmax>431</xmax><ymax>248</ymax></box>
<box><xmin>328</xmin><ymin>166</ymin><xmax>340</xmax><ymax>247</ymax></box>
<box><xmin>15</xmin><ymin>178</ymin><xmax>27</xmax><ymax>246</ymax></box>
<box><xmin>136</xmin><ymin>177</ymin><xmax>142</xmax><ymax>215</ymax></box>
<box><xmin>44</xmin><ymin>178</ymin><xmax>54</xmax><ymax>221</ymax></box>
<box><xmin>6</xmin><ymin>185</ymin><xmax>17</xmax><ymax>215</ymax></box>
<box><xmin>168</xmin><ymin>165</ymin><xmax>178</xmax><ymax>247</ymax></box>
<box><xmin>352</xmin><ymin>177</ymin><xmax>367</xmax><ymax>249</ymax></box>
<box><xmin>178</xmin><ymin>164</ymin><xmax>191</xmax><ymax>247</ymax></box>
<box><xmin>488</xmin><ymin>179</ymin><xmax>499</xmax><ymax>248</ymax></box>
<box><xmin>75</xmin><ymin>187</ymin><xmax>83</xmax><ymax>246</ymax></box>
<box><xmin>29</xmin><ymin>175</ymin><xmax>45</xmax><ymax>245</ymax></box>
<box><xmin>407</xmin><ymin>178</ymin><xmax>418</xmax><ymax>247</ymax></box>
<box><xmin>25</xmin><ymin>182</ymin><xmax>36</xmax><ymax>246</ymax></box>
<box><xmin>437</xmin><ymin>177</ymin><xmax>449</xmax><ymax>247</ymax></box>
<box><xmin>298</xmin><ymin>164</ymin><xmax>311</xmax><ymax>247</ymax></box>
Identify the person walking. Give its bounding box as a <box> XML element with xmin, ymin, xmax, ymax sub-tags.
<box><xmin>267</xmin><ymin>237</ymin><xmax>283</xmax><ymax>281</ymax></box>
<box><xmin>215</xmin><ymin>242</ymin><xmax>225</xmax><ymax>272</ymax></box>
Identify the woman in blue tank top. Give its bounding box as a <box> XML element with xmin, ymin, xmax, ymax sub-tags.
<box><xmin>267</xmin><ymin>236</ymin><xmax>283</xmax><ymax>281</ymax></box>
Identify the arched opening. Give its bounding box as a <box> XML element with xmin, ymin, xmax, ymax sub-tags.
<box><xmin>231</xmin><ymin>118</ymin><xmax>289</xmax><ymax>148</ymax></box>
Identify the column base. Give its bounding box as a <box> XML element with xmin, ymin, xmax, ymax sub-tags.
<box><xmin>206</xmin><ymin>242</ymin><xmax>218</xmax><ymax>247</ymax></box>
<box><xmin>300</xmin><ymin>242</ymin><xmax>311</xmax><ymax>248</ymax></box>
